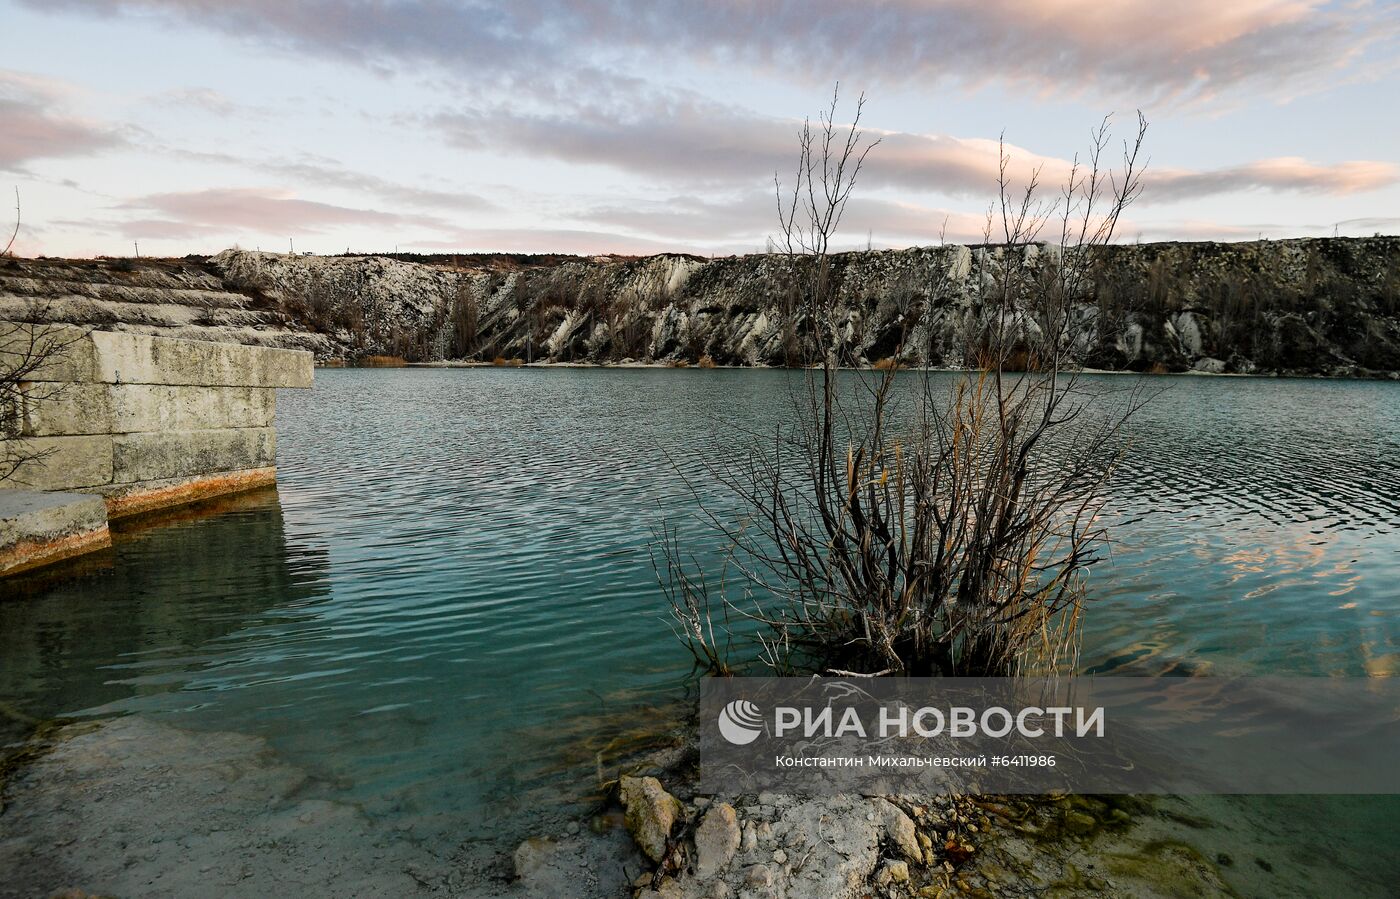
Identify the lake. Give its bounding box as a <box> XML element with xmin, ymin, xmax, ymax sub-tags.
<box><xmin>3</xmin><ymin>367</ymin><xmax>1399</xmax><ymax>894</ymax></box>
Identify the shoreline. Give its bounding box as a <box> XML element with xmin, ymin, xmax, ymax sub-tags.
<box><xmin>365</xmin><ymin>359</ymin><xmax>1400</xmax><ymax>382</ymax></box>
<box><xmin>5</xmin><ymin>709</ymin><xmax>1379</xmax><ymax>898</ymax></box>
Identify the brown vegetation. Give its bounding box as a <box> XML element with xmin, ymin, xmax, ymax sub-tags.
<box><xmin>663</xmin><ymin>93</ymin><xmax>1150</xmax><ymax>677</ymax></box>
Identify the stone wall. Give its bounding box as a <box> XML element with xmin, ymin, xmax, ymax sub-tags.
<box><xmin>1</xmin><ymin>325</ymin><xmax>312</xmax><ymax>519</ymax></box>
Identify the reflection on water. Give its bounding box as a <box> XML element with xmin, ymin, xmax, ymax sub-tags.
<box><xmin>1092</xmin><ymin>375</ymin><xmax>1400</xmax><ymax>678</ymax></box>
<box><xmin>2</xmin><ymin>368</ymin><xmax>1399</xmax><ymax>880</ymax></box>
<box><xmin>0</xmin><ymin>490</ymin><xmax>331</xmax><ymax>746</ymax></box>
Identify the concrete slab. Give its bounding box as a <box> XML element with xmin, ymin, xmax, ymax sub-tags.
<box><xmin>15</xmin><ymin>382</ymin><xmax>114</xmax><ymax>437</ymax></box>
<box><xmin>21</xmin><ymin>384</ymin><xmax>275</xmax><ymax>436</ymax></box>
<box><xmin>91</xmin><ymin>331</ymin><xmax>313</xmax><ymax>388</ymax></box>
<box><xmin>111</xmin><ymin>428</ymin><xmax>275</xmax><ymax>483</ymax></box>
<box><xmin>0</xmin><ymin>489</ymin><xmax>111</xmax><ymax>576</ymax></box>
<box><xmin>99</xmin><ymin>466</ymin><xmax>277</xmax><ymax>519</ymax></box>
<box><xmin>0</xmin><ymin>435</ymin><xmax>115</xmax><ymax>490</ymax></box>
<box><xmin>0</xmin><ymin>323</ymin><xmax>96</xmax><ymax>383</ymax></box>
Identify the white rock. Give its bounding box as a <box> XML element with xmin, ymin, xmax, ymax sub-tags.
<box><xmin>692</xmin><ymin>803</ymin><xmax>740</xmax><ymax>879</ymax></box>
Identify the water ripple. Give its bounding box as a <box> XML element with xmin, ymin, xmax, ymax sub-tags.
<box><xmin>2</xmin><ymin>368</ymin><xmax>1399</xmax><ymax>840</ymax></box>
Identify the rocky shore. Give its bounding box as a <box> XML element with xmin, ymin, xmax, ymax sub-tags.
<box><xmin>2</xmin><ymin>712</ymin><xmax>1393</xmax><ymax>898</ymax></box>
<box><xmin>4</xmin><ymin>237</ymin><xmax>1399</xmax><ymax>378</ymax></box>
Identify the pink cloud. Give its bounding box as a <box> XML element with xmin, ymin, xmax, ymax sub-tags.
<box><xmin>1148</xmin><ymin>157</ymin><xmax>1399</xmax><ymax>200</ymax></box>
<box><xmin>23</xmin><ymin>0</ymin><xmax>1393</xmax><ymax>105</ymax></box>
<box><xmin>125</xmin><ymin>188</ymin><xmax>424</xmax><ymax>234</ymax></box>
<box><xmin>438</xmin><ymin>101</ymin><xmax>1395</xmax><ymax>203</ymax></box>
<box><xmin>0</xmin><ymin>70</ymin><xmax>121</xmax><ymax>171</ymax></box>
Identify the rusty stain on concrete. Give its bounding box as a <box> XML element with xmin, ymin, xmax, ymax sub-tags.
<box><xmin>104</xmin><ymin>467</ymin><xmax>277</xmax><ymax>519</ymax></box>
<box><xmin>0</xmin><ymin>525</ymin><xmax>112</xmax><ymax>577</ymax></box>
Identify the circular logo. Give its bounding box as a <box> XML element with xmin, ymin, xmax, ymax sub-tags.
<box><xmin>717</xmin><ymin>699</ymin><xmax>764</xmax><ymax>745</ymax></box>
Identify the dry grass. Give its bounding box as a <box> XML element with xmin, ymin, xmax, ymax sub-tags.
<box><xmin>697</xmin><ymin>355</ymin><xmax>717</xmax><ymax>368</ymax></box>
<box><xmin>358</xmin><ymin>355</ymin><xmax>408</xmax><ymax>367</ymax></box>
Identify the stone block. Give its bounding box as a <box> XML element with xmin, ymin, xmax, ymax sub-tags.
<box><xmin>110</xmin><ymin>428</ymin><xmax>275</xmax><ymax>484</ymax></box>
<box><xmin>18</xmin><ymin>383</ymin><xmax>114</xmax><ymax>437</ymax></box>
<box><xmin>111</xmin><ymin>385</ymin><xmax>275</xmax><ymax>432</ymax></box>
<box><xmin>91</xmin><ymin>331</ymin><xmax>313</xmax><ymax>388</ymax></box>
<box><xmin>97</xmin><ymin>467</ymin><xmax>277</xmax><ymax>519</ymax></box>
<box><xmin>0</xmin><ymin>489</ymin><xmax>111</xmax><ymax>576</ymax></box>
<box><xmin>0</xmin><ymin>435</ymin><xmax>115</xmax><ymax>490</ymax></box>
<box><xmin>0</xmin><ymin>322</ymin><xmax>96</xmax><ymax>383</ymax></box>
<box><xmin>21</xmin><ymin>384</ymin><xmax>276</xmax><ymax>436</ymax></box>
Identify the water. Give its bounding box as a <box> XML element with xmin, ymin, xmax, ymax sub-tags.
<box><xmin>3</xmin><ymin>368</ymin><xmax>1399</xmax><ymax>887</ymax></box>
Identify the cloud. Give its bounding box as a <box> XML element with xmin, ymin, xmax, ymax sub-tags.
<box><xmin>432</xmin><ymin>95</ymin><xmax>1075</xmax><ymax>198</ymax></box>
<box><xmin>0</xmin><ymin>70</ymin><xmax>122</xmax><ymax>171</ymax></box>
<box><xmin>23</xmin><ymin>0</ymin><xmax>1396</xmax><ymax>106</ymax></box>
<box><xmin>152</xmin><ymin>143</ymin><xmax>496</xmax><ymax>214</ymax></box>
<box><xmin>437</xmin><ymin>100</ymin><xmax>1396</xmax><ymax>204</ymax></box>
<box><xmin>149</xmin><ymin>86</ymin><xmax>269</xmax><ymax>118</ymax></box>
<box><xmin>571</xmin><ymin>188</ymin><xmax>1007</xmax><ymax>254</ymax></box>
<box><xmin>411</xmin><ymin>227</ymin><xmax>693</xmax><ymax>256</ymax></box>
<box><xmin>1148</xmin><ymin>158</ymin><xmax>1399</xmax><ymax>200</ymax></box>
<box><xmin>434</xmin><ymin>97</ymin><xmax>787</xmax><ymax>187</ymax></box>
<box><xmin>1334</xmin><ymin>216</ymin><xmax>1400</xmax><ymax>232</ymax></box>
<box><xmin>116</xmin><ymin>187</ymin><xmax>450</xmax><ymax>237</ymax></box>
<box><xmin>263</xmin><ymin>160</ymin><xmax>495</xmax><ymax>212</ymax></box>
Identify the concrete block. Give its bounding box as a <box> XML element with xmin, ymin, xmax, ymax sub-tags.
<box><xmin>18</xmin><ymin>383</ymin><xmax>114</xmax><ymax>437</ymax></box>
<box><xmin>97</xmin><ymin>466</ymin><xmax>276</xmax><ymax>519</ymax></box>
<box><xmin>21</xmin><ymin>384</ymin><xmax>275</xmax><ymax>436</ymax></box>
<box><xmin>0</xmin><ymin>435</ymin><xmax>115</xmax><ymax>490</ymax></box>
<box><xmin>0</xmin><ymin>322</ymin><xmax>96</xmax><ymax>383</ymax></box>
<box><xmin>91</xmin><ymin>331</ymin><xmax>313</xmax><ymax>388</ymax></box>
<box><xmin>111</xmin><ymin>385</ymin><xmax>275</xmax><ymax>432</ymax></box>
<box><xmin>0</xmin><ymin>489</ymin><xmax>111</xmax><ymax>576</ymax></box>
<box><xmin>110</xmin><ymin>427</ymin><xmax>275</xmax><ymax>483</ymax></box>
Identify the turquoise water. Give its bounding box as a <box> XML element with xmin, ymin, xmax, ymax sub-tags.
<box><xmin>3</xmin><ymin>368</ymin><xmax>1400</xmax><ymax>876</ymax></box>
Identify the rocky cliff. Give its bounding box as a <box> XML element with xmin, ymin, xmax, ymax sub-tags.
<box><xmin>4</xmin><ymin>237</ymin><xmax>1398</xmax><ymax>377</ymax></box>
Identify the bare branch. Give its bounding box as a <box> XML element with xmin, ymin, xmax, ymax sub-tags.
<box><xmin>2</xmin><ymin>187</ymin><xmax>18</xmax><ymax>258</ymax></box>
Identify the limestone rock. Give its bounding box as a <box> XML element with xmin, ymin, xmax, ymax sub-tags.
<box><xmin>513</xmin><ymin>837</ymin><xmax>558</xmax><ymax>880</ymax></box>
<box><xmin>742</xmin><ymin>864</ymin><xmax>772</xmax><ymax>888</ymax></box>
<box><xmin>619</xmin><ymin>775</ymin><xmax>683</xmax><ymax>863</ymax></box>
<box><xmin>875</xmin><ymin>799</ymin><xmax>922</xmax><ymax>861</ymax></box>
<box><xmin>14</xmin><ymin>239</ymin><xmax>1400</xmax><ymax>376</ymax></box>
<box><xmin>876</xmin><ymin>859</ymin><xmax>910</xmax><ymax>885</ymax></box>
<box><xmin>692</xmin><ymin>802</ymin><xmax>740</xmax><ymax>878</ymax></box>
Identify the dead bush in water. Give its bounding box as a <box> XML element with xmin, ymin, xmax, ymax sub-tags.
<box><xmin>661</xmin><ymin>94</ymin><xmax>1150</xmax><ymax>677</ymax></box>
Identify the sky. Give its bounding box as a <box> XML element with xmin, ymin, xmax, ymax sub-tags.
<box><xmin>2</xmin><ymin>0</ymin><xmax>1398</xmax><ymax>258</ymax></box>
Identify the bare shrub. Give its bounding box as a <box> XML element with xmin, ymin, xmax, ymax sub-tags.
<box><xmin>662</xmin><ymin>96</ymin><xmax>1150</xmax><ymax>678</ymax></box>
<box><xmin>0</xmin><ymin>193</ymin><xmax>90</xmax><ymax>483</ymax></box>
<box><xmin>2</xmin><ymin>187</ymin><xmax>17</xmax><ymax>259</ymax></box>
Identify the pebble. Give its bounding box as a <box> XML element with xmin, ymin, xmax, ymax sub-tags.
<box><xmin>876</xmin><ymin>859</ymin><xmax>910</xmax><ymax>885</ymax></box>
<box><xmin>743</xmin><ymin>864</ymin><xmax>773</xmax><ymax>888</ymax></box>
